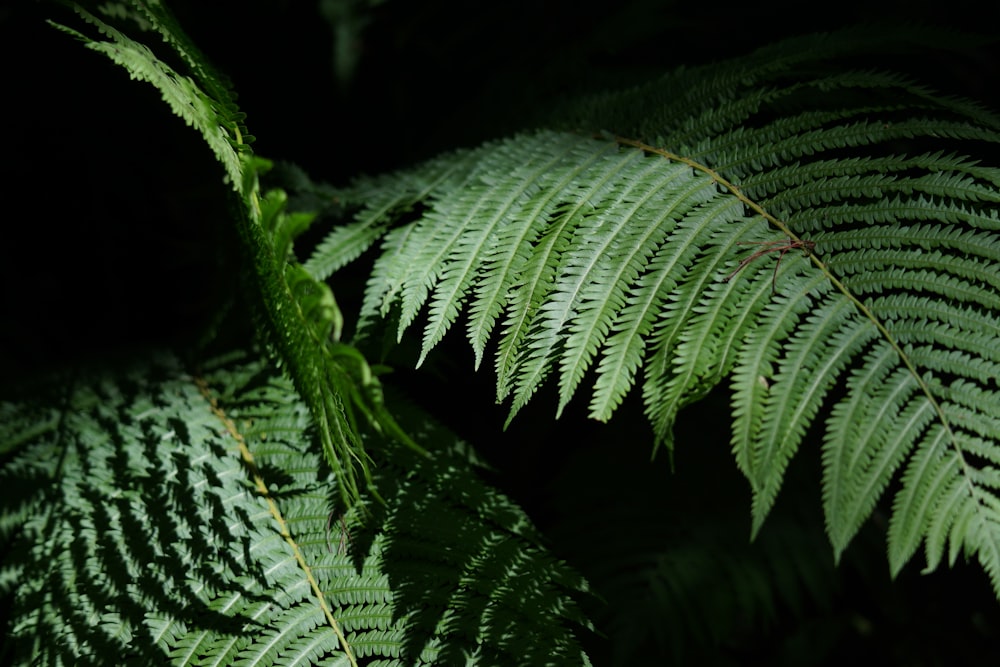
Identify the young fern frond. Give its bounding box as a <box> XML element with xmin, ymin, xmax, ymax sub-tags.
<box><xmin>303</xmin><ymin>33</ymin><xmax>1000</xmax><ymax>595</ymax></box>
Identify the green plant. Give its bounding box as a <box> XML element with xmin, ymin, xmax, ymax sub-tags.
<box><xmin>3</xmin><ymin>1</ymin><xmax>1000</xmax><ymax>665</ymax></box>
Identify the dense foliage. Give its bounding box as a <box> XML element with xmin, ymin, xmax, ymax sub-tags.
<box><xmin>3</xmin><ymin>1</ymin><xmax>1000</xmax><ymax>664</ymax></box>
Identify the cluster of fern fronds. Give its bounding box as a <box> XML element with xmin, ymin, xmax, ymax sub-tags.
<box><xmin>2</xmin><ymin>1</ymin><xmax>1000</xmax><ymax>665</ymax></box>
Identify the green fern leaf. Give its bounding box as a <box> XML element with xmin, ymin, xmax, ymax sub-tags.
<box><xmin>50</xmin><ymin>4</ymin><xmax>248</xmax><ymax>189</ymax></box>
<box><xmin>0</xmin><ymin>351</ymin><xmax>592</xmax><ymax>666</ymax></box>
<box><xmin>49</xmin><ymin>1</ymin><xmax>423</xmax><ymax>508</ymax></box>
<box><xmin>302</xmin><ymin>30</ymin><xmax>1000</xmax><ymax>597</ymax></box>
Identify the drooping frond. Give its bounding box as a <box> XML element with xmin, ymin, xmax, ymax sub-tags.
<box><xmin>50</xmin><ymin>1</ymin><xmax>422</xmax><ymax>508</ymax></box>
<box><xmin>50</xmin><ymin>2</ymin><xmax>250</xmax><ymax>189</ymax></box>
<box><xmin>0</xmin><ymin>351</ymin><xmax>592</xmax><ymax>666</ymax></box>
<box><xmin>302</xmin><ymin>31</ymin><xmax>1000</xmax><ymax>594</ymax></box>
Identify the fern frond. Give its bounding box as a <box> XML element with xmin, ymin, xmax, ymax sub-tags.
<box><xmin>302</xmin><ymin>30</ymin><xmax>1000</xmax><ymax>596</ymax></box>
<box><xmin>0</xmin><ymin>351</ymin><xmax>592</xmax><ymax>665</ymax></box>
<box><xmin>49</xmin><ymin>1</ymin><xmax>423</xmax><ymax>508</ymax></box>
<box><xmin>50</xmin><ymin>5</ymin><xmax>248</xmax><ymax>188</ymax></box>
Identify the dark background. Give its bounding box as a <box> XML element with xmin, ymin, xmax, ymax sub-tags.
<box><xmin>3</xmin><ymin>1</ymin><xmax>1000</xmax><ymax>664</ymax></box>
